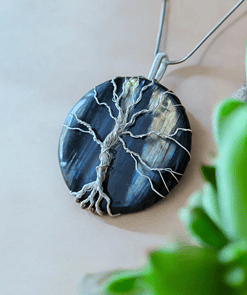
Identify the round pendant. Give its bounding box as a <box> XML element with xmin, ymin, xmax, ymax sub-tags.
<box><xmin>58</xmin><ymin>76</ymin><xmax>192</xmax><ymax>216</ymax></box>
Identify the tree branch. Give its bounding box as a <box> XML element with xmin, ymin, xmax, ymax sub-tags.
<box><xmin>94</xmin><ymin>87</ymin><xmax>116</xmax><ymax>121</ymax></box>
<box><xmin>64</xmin><ymin>113</ymin><xmax>103</xmax><ymax>147</ymax></box>
<box><xmin>123</xmin><ymin>128</ymin><xmax>191</xmax><ymax>159</ymax></box>
<box><xmin>118</xmin><ymin>137</ymin><xmax>174</xmax><ymax>197</ymax></box>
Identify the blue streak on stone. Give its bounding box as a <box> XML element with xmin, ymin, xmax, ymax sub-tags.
<box><xmin>58</xmin><ymin>77</ymin><xmax>192</xmax><ymax>215</ymax></box>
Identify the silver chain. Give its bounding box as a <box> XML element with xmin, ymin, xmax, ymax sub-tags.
<box><xmin>149</xmin><ymin>0</ymin><xmax>246</xmax><ymax>81</ymax></box>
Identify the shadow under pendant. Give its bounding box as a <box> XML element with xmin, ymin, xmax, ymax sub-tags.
<box><xmin>58</xmin><ymin>76</ymin><xmax>192</xmax><ymax>216</ymax></box>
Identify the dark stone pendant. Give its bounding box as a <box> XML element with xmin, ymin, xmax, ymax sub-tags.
<box><xmin>58</xmin><ymin>77</ymin><xmax>192</xmax><ymax>216</ymax></box>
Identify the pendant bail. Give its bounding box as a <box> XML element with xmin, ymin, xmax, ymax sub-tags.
<box><xmin>148</xmin><ymin>52</ymin><xmax>169</xmax><ymax>82</ymax></box>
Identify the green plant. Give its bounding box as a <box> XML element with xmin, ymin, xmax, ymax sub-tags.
<box><xmin>103</xmin><ymin>43</ymin><xmax>247</xmax><ymax>295</ymax></box>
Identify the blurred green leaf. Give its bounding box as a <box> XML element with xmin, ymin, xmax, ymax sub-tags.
<box><xmin>199</xmin><ymin>166</ymin><xmax>221</xmax><ymax>226</ymax></box>
<box><xmin>216</xmin><ymin>103</ymin><xmax>247</xmax><ymax>239</ymax></box>
<box><xmin>144</xmin><ymin>246</ymin><xmax>227</xmax><ymax>295</ymax></box>
<box><xmin>76</xmin><ymin>270</ymin><xmax>126</xmax><ymax>295</ymax></box>
<box><xmin>201</xmin><ymin>182</ymin><xmax>222</xmax><ymax>229</ymax></box>
<box><xmin>180</xmin><ymin>206</ymin><xmax>228</xmax><ymax>250</ymax></box>
<box><xmin>201</xmin><ymin>165</ymin><xmax>217</xmax><ymax>190</ymax></box>
<box><xmin>213</xmin><ymin>98</ymin><xmax>244</xmax><ymax>147</ymax></box>
<box><xmin>218</xmin><ymin>240</ymin><xmax>247</xmax><ymax>265</ymax></box>
<box><xmin>218</xmin><ymin>242</ymin><xmax>247</xmax><ymax>292</ymax></box>
<box><xmin>105</xmin><ymin>270</ymin><xmax>148</xmax><ymax>295</ymax></box>
<box><xmin>187</xmin><ymin>190</ymin><xmax>202</xmax><ymax>207</ymax></box>
<box><xmin>106</xmin><ymin>276</ymin><xmax>136</xmax><ymax>294</ymax></box>
<box><xmin>223</xmin><ymin>266</ymin><xmax>247</xmax><ymax>291</ymax></box>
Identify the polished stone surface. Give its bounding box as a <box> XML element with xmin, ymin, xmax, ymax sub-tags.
<box><xmin>58</xmin><ymin>77</ymin><xmax>192</xmax><ymax>215</ymax></box>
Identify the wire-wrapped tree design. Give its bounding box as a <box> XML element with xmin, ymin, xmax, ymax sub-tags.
<box><xmin>63</xmin><ymin>77</ymin><xmax>191</xmax><ymax>216</ymax></box>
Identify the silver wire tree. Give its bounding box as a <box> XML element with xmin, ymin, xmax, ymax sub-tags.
<box><xmin>64</xmin><ymin>77</ymin><xmax>191</xmax><ymax>216</ymax></box>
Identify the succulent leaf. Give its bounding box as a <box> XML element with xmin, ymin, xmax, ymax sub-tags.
<box><xmin>180</xmin><ymin>206</ymin><xmax>228</xmax><ymax>250</ymax></box>
<box><xmin>213</xmin><ymin>99</ymin><xmax>244</xmax><ymax>147</ymax></box>
<box><xmin>144</xmin><ymin>246</ymin><xmax>228</xmax><ymax>295</ymax></box>
<box><xmin>216</xmin><ymin>103</ymin><xmax>247</xmax><ymax>239</ymax></box>
<box><xmin>201</xmin><ymin>165</ymin><xmax>217</xmax><ymax>190</ymax></box>
<box><xmin>201</xmin><ymin>182</ymin><xmax>222</xmax><ymax>229</ymax></box>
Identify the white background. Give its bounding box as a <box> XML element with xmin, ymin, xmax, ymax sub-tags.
<box><xmin>1</xmin><ymin>0</ymin><xmax>247</xmax><ymax>294</ymax></box>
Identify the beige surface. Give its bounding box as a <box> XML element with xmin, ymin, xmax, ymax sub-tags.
<box><xmin>1</xmin><ymin>0</ymin><xmax>246</xmax><ymax>294</ymax></box>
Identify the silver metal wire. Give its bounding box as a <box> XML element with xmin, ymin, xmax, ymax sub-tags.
<box><xmin>149</xmin><ymin>0</ymin><xmax>246</xmax><ymax>81</ymax></box>
<box><xmin>154</xmin><ymin>0</ymin><xmax>167</xmax><ymax>57</ymax></box>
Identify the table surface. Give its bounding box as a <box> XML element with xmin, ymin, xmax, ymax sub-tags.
<box><xmin>1</xmin><ymin>0</ymin><xmax>246</xmax><ymax>294</ymax></box>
